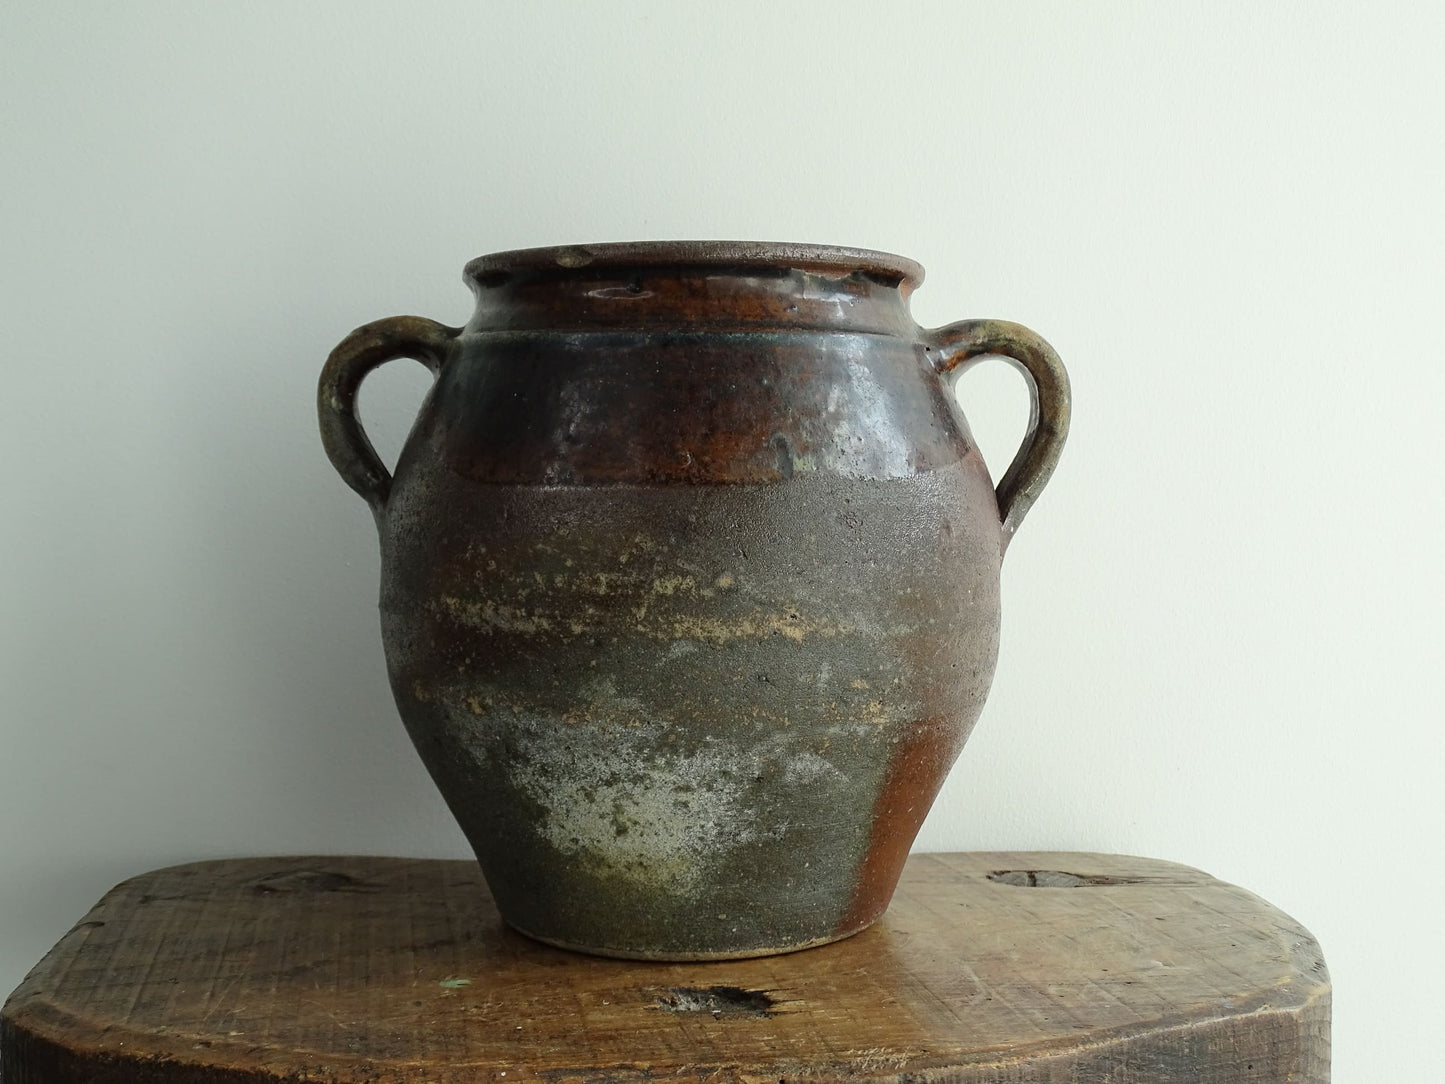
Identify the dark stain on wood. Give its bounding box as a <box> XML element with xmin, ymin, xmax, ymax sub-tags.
<box><xmin>656</xmin><ymin>986</ymin><xmax>778</xmax><ymax>1018</ymax></box>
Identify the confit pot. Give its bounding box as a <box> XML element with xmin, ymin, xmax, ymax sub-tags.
<box><xmin>318</xmin><ymin>241</ymin><xmax>1070</xmax><ymax>959</ymax></box>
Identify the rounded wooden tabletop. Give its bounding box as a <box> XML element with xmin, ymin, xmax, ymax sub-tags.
<box><xmin>1</xmin><ymin>852</ymin><xmax>1329</xmax><ymax>1083</ymax></box>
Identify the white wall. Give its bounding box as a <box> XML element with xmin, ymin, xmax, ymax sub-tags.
<box><xmin>3</xmin><ymin>3</ymin><xmax>1440</xmax><ymax>1077</ymax></box>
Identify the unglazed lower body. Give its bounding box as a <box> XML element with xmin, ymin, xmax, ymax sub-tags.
<box><xmin>379</xmin><ymin>462</ymin><xmax>1001</xmax><ymax>959</ymax></box>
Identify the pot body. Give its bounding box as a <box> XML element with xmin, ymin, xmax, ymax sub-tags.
<box><xmin>319</xmin><ymin>242</ymin><xmax>1069</xmax><ymax>959</ymax></box>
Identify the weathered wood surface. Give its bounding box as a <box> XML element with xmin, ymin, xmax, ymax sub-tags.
<box><xmin>1</xmin><ymin>853</ymin><xmax>1328</xmax><ymax>1083</ymax></box>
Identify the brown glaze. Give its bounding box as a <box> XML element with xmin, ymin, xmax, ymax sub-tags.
<box><xmin>318</xmin><ymin>241</ymin><xmax>1070</xmax><ymax>959</ymax></box>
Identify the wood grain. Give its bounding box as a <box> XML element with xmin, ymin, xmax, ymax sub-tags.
<box><xmin>1</xmin><ymin>853</ymin><xmax>1329</xmax><ymax>1083</ymax></box>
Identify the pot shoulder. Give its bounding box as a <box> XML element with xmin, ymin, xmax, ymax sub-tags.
<box><xmin>407</xmin><ymin>329</ymin><xmax>977</xmax><ymax>486</ymax></box>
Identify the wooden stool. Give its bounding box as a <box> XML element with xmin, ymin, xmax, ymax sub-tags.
<box><xmin>1</xmin><ymin>852</ymin><xmax>1329</xmax><ymax>1083</ymax></box>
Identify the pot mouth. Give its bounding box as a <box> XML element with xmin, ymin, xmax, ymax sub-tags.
<box><xmin>465</xmin><ymin>241</ymin><xmax>924</xmax><ymax>290</ymax></box>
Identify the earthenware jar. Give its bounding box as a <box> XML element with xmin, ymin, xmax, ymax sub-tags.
<box><xmin>318</xmin><ymin>241</ymin><xmax>1070</xmax><ymax>959</ymax></box>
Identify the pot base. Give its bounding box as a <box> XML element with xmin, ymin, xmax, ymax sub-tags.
<box><xmin>503</xmin><ymin>917</ymin><xmax>876</xmax><ymax>962</ymax></box>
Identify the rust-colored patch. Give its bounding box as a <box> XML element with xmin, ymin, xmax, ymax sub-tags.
<box><xmin>836</xmin><ymin>716</ymin><xmax>958</xmax><ymax>935</ymax></box>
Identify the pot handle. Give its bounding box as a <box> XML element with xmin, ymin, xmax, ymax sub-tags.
<box><xmin>927</xmin><ymin>319</ymin><xmax>1071</xmax><ymax>553</ymax></box>
<box><xmin>318</xmin><ymin>315</ymin><xmax>459</xmax><ymax>512</ymax></box>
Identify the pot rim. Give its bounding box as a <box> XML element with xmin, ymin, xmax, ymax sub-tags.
<box><xmin>465</xmin><ymin>240</ymin><xmax>924</xmax><ymax>288</ymax></box>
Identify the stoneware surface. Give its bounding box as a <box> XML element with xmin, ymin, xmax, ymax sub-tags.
<box><xmin>317</xmin><ymin>242</ymin><xmax>1070</xmax><ymax>958</ymax></box>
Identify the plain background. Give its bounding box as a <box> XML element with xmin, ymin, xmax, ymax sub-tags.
<box><xmin>3</xmin><ymin>2</ymin><xmax>1441</xmax><ymax>1077</ymax></box>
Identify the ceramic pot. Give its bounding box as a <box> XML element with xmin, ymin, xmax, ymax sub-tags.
<box><xmin>318</xmin><ymin>242</ymin><xmax>1069</xmax><ymax>959</ymax></box>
